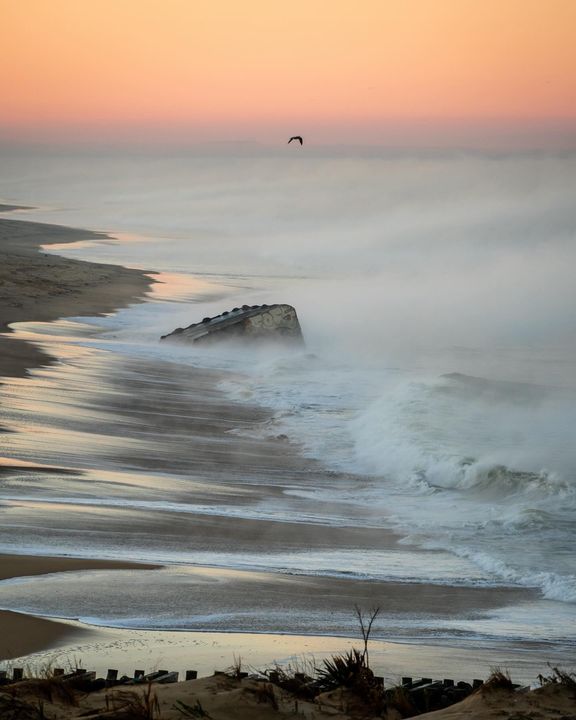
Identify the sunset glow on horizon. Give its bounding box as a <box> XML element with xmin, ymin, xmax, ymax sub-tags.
<box><xmin>2</xmin><ymin>0</ymin><xmax>576</xmax><ymax>147</ymax></box>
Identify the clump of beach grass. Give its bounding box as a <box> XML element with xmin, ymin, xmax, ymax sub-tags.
<box><xmin>173</xmin><ymin>698</ymin><xmax>213</xmax><ymax>718</ymax></box>
<box><xmin>538</xmin><ymin>666</ymin><xmax>576</xmax><ymax>694</ymax></box>
<box><xmin>482</xmin><ymin>667</ymin><xmax>515</xmax><ymax>693</ymax></box>
<box><xmin>105</xmin><ymin>682</ymin><xmax>161</xmax><ymax>720</ymax></box>
<box><xmin>316</xmin><ymin>648</ymin><xmax>366</xmax><ymax>690</ymax></box>
<box><xmin>225</xmin><ymin>653</ymin><xmax>244</xmax><ymax>681</ymax></box>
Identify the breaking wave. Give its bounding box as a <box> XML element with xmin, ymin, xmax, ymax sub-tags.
<box><xmin>221</xmin><ymin>357</ymin><xmax>576</xmax><ymax>603</ymax></box>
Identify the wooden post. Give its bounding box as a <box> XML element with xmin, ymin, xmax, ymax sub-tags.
<box><xmin>157</xmin><ymin>672</ymin><xmax>179</xmax><ymax>684</ymax></box>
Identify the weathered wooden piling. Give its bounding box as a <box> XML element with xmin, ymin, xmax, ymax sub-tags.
<box><xmin>392</xmin><ymin>676</ymin><xmax>479</xmax><ymax>714</ymax></box>
<box><xmin>157</xmin><ymin>671</ymin><xmax>179</xmax><ymax>684</ymax></box>
<box><xmin>138</xmin><ymin>670</ymin><xmax>169</xmax><ymax>684</ymax></box>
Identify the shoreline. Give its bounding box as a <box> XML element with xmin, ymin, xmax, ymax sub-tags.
<box><xmin>0</xmin><ymin>555</ymin><xmax>163</xmax><ymax>660</ymax></box>
<box><xmin>5</xmin><ymin>628</ymin><xmax>575</xmax><ymax>720</ymax></box>
<box><xmin>0</xmin><ymin>203</ymin><xmax>571</xmax><ymax>690</ymax></box>
<box><xmin>0</xmin><ymin>203</ymin><xmax>156</xmax><ymax>380</ymax></box>
<box><xmin>0</xmin><ymin>553</ymin><xmax>162</xmax><ymax>583</ymax></box>
<box><xmin>0</xmin><ymin>552</ymin><xmax>559</xmax><ymax>682</ymax></box>
<box><xmin>0</xmin><ymin>204</ymin><xmax>159</xmax><ymax>658</ymax></box>
<box><xmin>7</xmin><ymin>615</ymin><xmax>574</xmax><ymax>686</ymax></box>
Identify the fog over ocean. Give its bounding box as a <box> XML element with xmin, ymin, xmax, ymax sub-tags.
<box><xmin>0</xmin><ymin>147</ymin><xmax>575</xmax><ymax>651</ymax></box>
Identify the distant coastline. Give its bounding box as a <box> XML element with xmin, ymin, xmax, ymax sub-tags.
<box><xmin>0</xmin><ymin>204</ymin><xmax>159</xmax><ymax>657</ymax></box>
<box><xmin>0</xmin><ymin>204</ymin><xmax>156</xmax><ymax>380</ymax></box>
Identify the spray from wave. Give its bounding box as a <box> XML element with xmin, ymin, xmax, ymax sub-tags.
<box><xmin>3</xmin><ymin>147</ymin><xmax>576</xmax><ymax>606</ymax></box>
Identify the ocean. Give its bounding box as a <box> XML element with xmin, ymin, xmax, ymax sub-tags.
<box><xmin>0</xmin><ymin>146</ymin><xmax>575</xmax><ymax>655</ymax></box>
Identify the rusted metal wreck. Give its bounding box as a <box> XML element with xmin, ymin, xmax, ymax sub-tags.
<box><xmin>160</xmin><ymin>303</ymin><xmax>303</xmax><ymax>345</ymax></box>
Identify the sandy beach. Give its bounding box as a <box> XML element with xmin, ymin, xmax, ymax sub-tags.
<box><xmin>0</xmin><ymin>204</ymin><xmax>154</xmax><ymax>379</ymax></box>
<box><xmin>0</xmin><ymin>205</ymin><xmax>573</xmax><ymax>718</ymax></box>
<box><xmin>0</xmin><ymin>547</ymin><xmax>160</xmax><ymax>659</ymax></box>
<box><xmin>0</xmin><ymin>206</ymin><xmax>159</xmax><ymax>657</ymax></box>
<box><xmin>3</xmin><ymin>1</ymin><xmax>575</xmax><ymax>714</ymax></box>
<box><xmin>3</xmin><ymin>647</ymin><xmax>576</xmax><ymax>719</ymax></box>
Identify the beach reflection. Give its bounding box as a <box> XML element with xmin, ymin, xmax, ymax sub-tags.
<box><xmin>0</xmin><ymin>296</ymin><xmax>572</xmax><ymax>660</ymax></box>
<box><xmin>7</xmin><ymin>624</ymin><xmax>575</xmax><ymax>686</ymax></box>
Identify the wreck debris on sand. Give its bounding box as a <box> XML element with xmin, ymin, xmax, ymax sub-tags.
<box><xmin>160</xmin><ymin>303</ymin><xmax>304</xmax><ymax>345</ymax></box>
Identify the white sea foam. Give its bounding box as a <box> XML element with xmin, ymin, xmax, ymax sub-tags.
<box><xmin>1</xmin><ymin>148</ymin><xmax>575</xmax><ymax>641</ymax></box>
<box><xmin>218</xmin><ymin>357</ymin><xmax>576</xmax><ymax>602</ymax></box>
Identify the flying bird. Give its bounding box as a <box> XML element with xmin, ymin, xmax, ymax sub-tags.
<box><xmin>287</xmin><ymin>136</ymin><xmax>303</xmax><ymax>145</ymax></box>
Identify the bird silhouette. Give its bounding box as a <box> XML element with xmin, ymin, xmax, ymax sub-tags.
<box><xmin>287</xmin><ymin>136</ymin><xmax>303</xmax><ymax>145</ymax></box>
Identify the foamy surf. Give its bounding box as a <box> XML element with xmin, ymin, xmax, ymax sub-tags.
<box><xmin>1</xmin><ymin>148</ymin><xmax>575</xmax><ymax>652</ymax></box>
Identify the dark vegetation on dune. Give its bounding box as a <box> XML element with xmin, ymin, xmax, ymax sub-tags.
<box><xmin>1</xmin><ymin>660</ymin><xmax>576</xmax><ymax>719</ymax></box>
<box><xmin>1</xmin><ymin>609</ymin><xmax>575</xmax><ymax>718</ymax></box>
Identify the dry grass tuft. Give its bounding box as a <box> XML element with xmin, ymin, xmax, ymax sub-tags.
<box><xmin>316</xmin><ymin>648</ymin><xmax>366</xmax><ymax>691</ymax></box>
<box><xmin>18</xmin><ymin>677</ymin><xmax>79</xmax><ymax>707</ymax></box>
<box><xmin>482</xmin><ymin>668</ymin><xmax>515</xmax><ymax>693</ymax></box>
<box><xmin>316</xmin><ymin>648</ymin><xmax>387</xmax><ymax>715</ymax></box>
<box><xmin>173</xmin><ymin>698</ymin><xmax>212</xmax><ymax>718</ymax></box>
<box><xmin>105</xmin><ymin>683</ymin><xmax>161</xmax><ymax>720</ymax></box>
<box><xmin>225</xmin><ymin>654</ymin><xmax>244</xmax><ymax>681</ymax></box>
<box><xmin>538</xmin><ymin>666</ymin><xmax>576</xmax><ymax>694</ymax></box>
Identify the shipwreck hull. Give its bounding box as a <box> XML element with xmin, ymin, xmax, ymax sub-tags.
<box><xmin>161</xmin><ymin>303</ymin><xmax>304</xmax><ymax>345</ymax></box>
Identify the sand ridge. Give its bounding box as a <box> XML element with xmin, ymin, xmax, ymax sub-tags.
<box><xmin>0</xmin><ymin>209</ymin><xmax>158</xmax><ymax>658</ymax></box>
<box><xmin>0</xmin><ymin>210</ymin><xmax>156</xmax><ymax>379</ymax></box>
<box><xmin>2</xmin><ymin>671</ymin><xmax>575</xmax><ymax>719</ymax></box>
<box><xmin>0</xmin><ymin>555</ymin><xmax>163</xmax><ymax>659</ymax></box>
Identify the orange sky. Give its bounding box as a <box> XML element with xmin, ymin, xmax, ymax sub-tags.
<box><xmin>1</xmin><ymin>0</ymin><xmax>575</xmax><ymax>145</ymax></box>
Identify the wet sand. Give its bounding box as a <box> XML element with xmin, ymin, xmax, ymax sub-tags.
<box><xmin>0</xmin><ymin>206</ymin><xmax>155</xmax><ymax>379</ymax></box>
<box><xmin>0</xmin><ymin>556</ymin><xmax>162</xmax><ymax>659</ymax></box>
<box><xmin>10</xmin><ymin>621</ymin><xmax>570</xmax><ymax>686</ymax></box>
<box><xmin>0</xmin><ymin>553</ymin><xmax>161</xmax><ymax>582</ymax></box>
<box><xmin>0</xmin><ymin>610</ymin><xmax>93</xmax><ymax>660</ymax></box>
<box><xmin>0</xmin><ymin>206</ymin><xmax>559</xmax><ymax>683</ymax></box>
<box><xmin>0</xmin><ymin>344</ymin><xmax>539</xmax><ymax>646</ymax></box>
<box><xmin>0</xmin><ymin>207</ymin><xmax>158</xmax><ymax>657</ymax></box>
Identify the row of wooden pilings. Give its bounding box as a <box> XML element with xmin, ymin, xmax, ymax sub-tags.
<box><xmin>0</xmin><ymin>666</ymin><xmax>495</xmax><ymax>713</ymax></box>
<box><xmin>0</xmin><ymin>667</ymin><xmax>195</xmax><ymax>688</ymax></box>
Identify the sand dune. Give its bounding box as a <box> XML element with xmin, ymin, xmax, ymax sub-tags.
<box><xmin>2</xmin><ymin>671</ymin><xmax>574</xmax><ymax>719</ymax></box>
